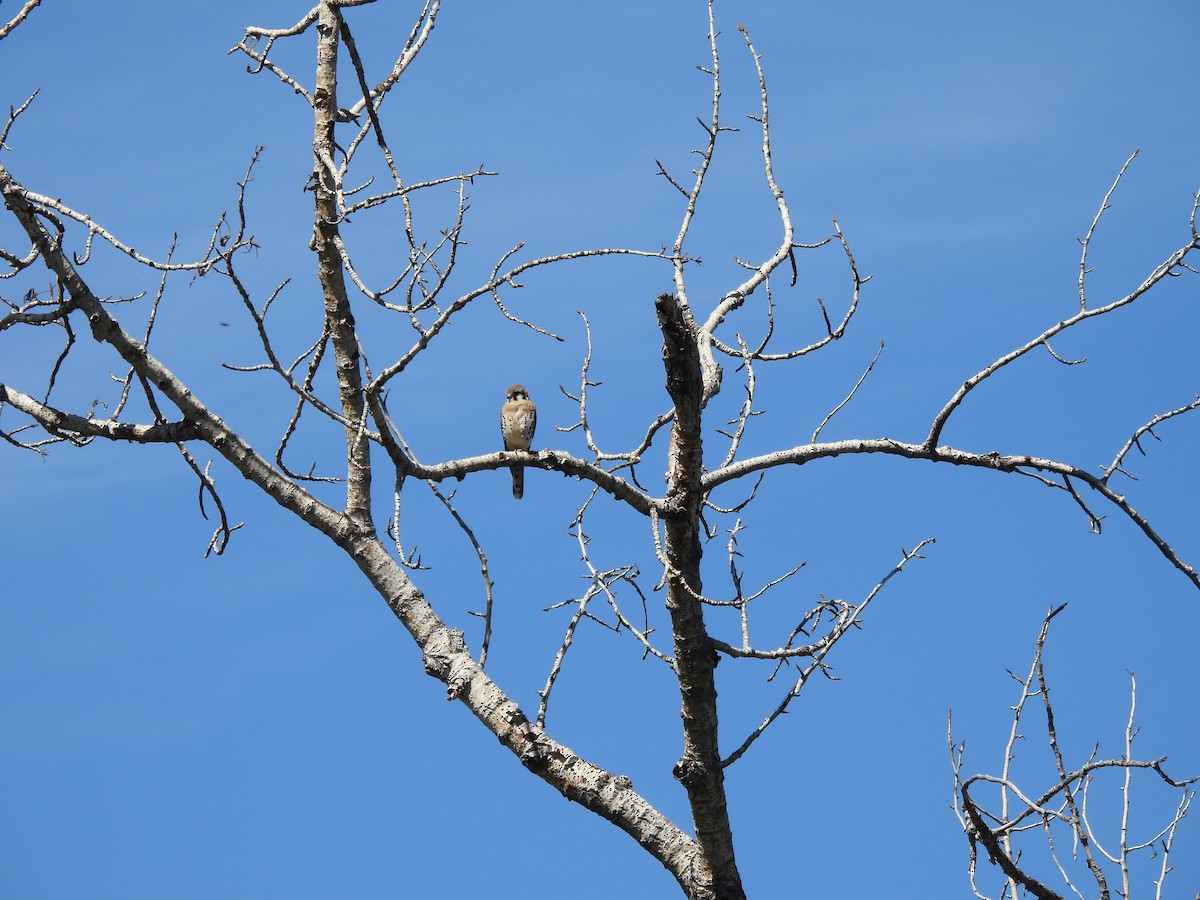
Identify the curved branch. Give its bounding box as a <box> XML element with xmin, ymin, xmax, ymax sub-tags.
<box><xmin>709</xmin><ymin>222</ymin><xmax>867</xmax><ymax>364</ymax></box>
<box><xmin>698</xmin><ymin>24</ymin><xmax>794</xmax><ymax>339</ymax></box>
<box><xmin>960</xmin><ymin>781</ymin><xmax>1067</xmax><ymax>900</ymax></box>
<box><xmin>925</xmin><ymin>156</ymin><xmax>1200</xmax><ymax>450</ymax></box>
<box><xmin>692</xmin><ymin>22</ymin><xmax>797</xmax><ymax>405</ymax></box>
<box><xmin>16</xmin><ymin>189</ymin><xmax>243</xmax><ymax>272</ymax></box>
<box><xmin>706</xmin><ymin>438</ymin><xmax>1200</xmax><ymax>590</ymax></box>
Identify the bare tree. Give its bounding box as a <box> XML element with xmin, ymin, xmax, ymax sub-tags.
<box><xmin>2</xmin><ymin>3</ymin><xmax>1197</xmax><ymax>898</ymax></box>
<box><xmin>951</xmin><ymin>605</ymin><xmax>1197</xmax><ymax>900</ymax></box>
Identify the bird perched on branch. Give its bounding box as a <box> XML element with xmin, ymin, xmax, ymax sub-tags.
<box><xmin>500</xmin><ymin>384</ymin><xmax>537</xmax><ymax>499</ymax></box>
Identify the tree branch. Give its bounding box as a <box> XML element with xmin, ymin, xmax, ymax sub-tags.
<box><xmin>0</xmin><ymin>384</ymin><xmax>199</xmax><ymax>444</ymax></box>
<box><xmin>924</xmin><ymin>154</ymin><xmax>1200</xmax><ymax>450</ymax></box>
<box><xmin>706</xmin><ymin>438</ymin><xmax>1200</xmax><ymax>591</ymax></box>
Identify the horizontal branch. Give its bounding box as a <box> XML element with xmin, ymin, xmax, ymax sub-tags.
<box><xmin>706</xmin><ymin>438</ymin><xmax>1200</xmax><ymax>590</ymax></box>
<box><xmin>405</xmin><ymin>448</ymin><xmax>657</xmax><ymax>517</ymax></box>
<box><xmin>1</xmin><ymin>384</ymin><xmax>199</xmax><ymax>444</ymax></box>
<box><xmin>0</xmin><ymin>301</ymin><xmax>76</xmax><ymax>330</ymax></box>
<box><xmin>709</xmin><ymin>637</ymin><xmax>814</xmax><ymax>661</ymax></box>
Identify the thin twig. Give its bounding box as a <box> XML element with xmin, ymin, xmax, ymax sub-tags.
<box><xmin>1103</xmin><ymin>396</ymin><xmax>1200</xmax><ymax>483</ymax></box>
<box><xmin>811</xmin><ymin>340</ymin><xmax>883</xmax><ymax>443</ymax></box>
<box><xmin>722</xmin><ymin>539</ymin><xmax>934</xmax><ymax>766</ymax></box>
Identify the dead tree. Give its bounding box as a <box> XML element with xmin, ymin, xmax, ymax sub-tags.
<box><xmin>951</xmin><ymin>605</ymin><xmax>1197</xmax><ymax>899</ymax></box>
<box><xmin>2</xmin><ymin>3</ymin><xmax>1197</xmax><ymax>898</ymax></box>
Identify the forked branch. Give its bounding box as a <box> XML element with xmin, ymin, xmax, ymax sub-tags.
<box><xmin>951</xmin><ymin>606</ymin><xmax>1197</xmax><ymax>900</ymax></box>
<box><xmin>925</xmin><ymin>153</ymin><xmax>1200</xmax><ymax>450</ymax></box>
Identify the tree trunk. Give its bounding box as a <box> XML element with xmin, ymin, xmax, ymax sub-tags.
<box><xmin>656</xmin><ymin>293</ymin><xmax>745</xmax><ymax>900</ymax></box>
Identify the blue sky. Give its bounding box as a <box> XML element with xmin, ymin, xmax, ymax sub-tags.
<box><xmin>3</xmin><ymin>2</ymin><xmax>1199</xmax><ymax>897</ymax></box>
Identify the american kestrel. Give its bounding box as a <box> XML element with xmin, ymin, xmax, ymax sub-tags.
<box><xmin>500</xmin><ymin>384</ymin><xmax>537</xmax><ymax>500</ymax></box>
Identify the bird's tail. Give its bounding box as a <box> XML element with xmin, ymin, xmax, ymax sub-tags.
<box><xmin>510</xmin><ymin>464</ymin><xmax>524</xmax><ymax>500</ymax></box>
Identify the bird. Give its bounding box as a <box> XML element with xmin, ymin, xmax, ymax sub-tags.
<box><xmin>500</xmin><ymin>384</ymin><xmax>537</xmax><ymax>499</ymax></box>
